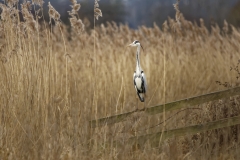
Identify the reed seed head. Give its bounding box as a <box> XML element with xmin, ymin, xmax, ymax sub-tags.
<box><xmin>70</xmin><ymin>17</ymin><xmax>84</xmax><ymax>33</ymax></box>
<box><xmin>94</xmin><ymin>8</ymin><xmax>102</xmax><ymax>20</ymax></box>
<box><xmin>69</xmin><ymin>0</ymin><xmax>77</xmax><ymax>4</ymax></box>
<box><xmin>5</xmin><ymin>0</ymin><xmax>18</xmax><ymax>7</ymax></box>
<box><xmin>68</xmin><ymin>0</ymin><xmax>84</xmax><ymax>33</ymax></box>
<box><xmin>48</xmin><ymin>2</ymin><xmax>60</xmax><ymax>23</ymax></box>
<box><xmin>32</xmin><ymin>0</ymin><xmax>44</xmax><ymax>7</ymax></box>
<box><xmin>73</xmin><ymin>3</ymin><xmax>81</xmax><ymax>11</ymax></box>
<box><xmin>94</xmin><ymin>0</ymin><xmax>102</xmax><ymax>20</ymax></box>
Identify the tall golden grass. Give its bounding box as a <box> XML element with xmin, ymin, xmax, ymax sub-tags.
<box><xmin>1</xmin><ymin>1</ymin><xmax>240</xmax><ymax>159</ymax></box>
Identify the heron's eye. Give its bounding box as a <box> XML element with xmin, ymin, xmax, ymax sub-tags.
<box><xmin>134</xmin><ymin>40</ymin><xmax>139</xmax><ymax>44</ymax></box>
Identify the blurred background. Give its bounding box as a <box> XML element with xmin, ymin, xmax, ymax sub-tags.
<box><xmin>41</xmin><ymin>0</ymin><xmax>240</xmax><ymax>29</ymax></box>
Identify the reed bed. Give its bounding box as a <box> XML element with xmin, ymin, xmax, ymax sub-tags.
<box><xmin>1</xmin><ymin>1</ymin><xmax>240</xmax><ymax>159</ymax></box>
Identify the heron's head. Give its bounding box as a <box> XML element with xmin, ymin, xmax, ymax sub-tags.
<box><xmin>128</xmin><ymin>40</ymin><xmax>144</xmax><ymax>50</ymax></box>
<box><xmin>128</xmin><ymin>40</ymin><xmax>140</xmax><ymax>47</ymax></box>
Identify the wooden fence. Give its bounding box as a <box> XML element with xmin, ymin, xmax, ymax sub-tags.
<box><xmin>90</xmin><ymin>86</ymin><xmax>240</xmax><ymax>147</ymax></box>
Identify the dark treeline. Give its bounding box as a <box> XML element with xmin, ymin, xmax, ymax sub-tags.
<box><xmin>14</xmin><ymin>0</ymin><xmax>240</xmax><ymax>29</ymax></box>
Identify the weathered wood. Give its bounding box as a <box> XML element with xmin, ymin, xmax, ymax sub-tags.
<box><xmin>90</xmin><ymin>87</ymin><xmax>240</xmax><ymax>128</ymax></box>
<box><xmin>127</xmin><ymin>115</ymin><xmax>240</xmax><ymax>148</ymax></box>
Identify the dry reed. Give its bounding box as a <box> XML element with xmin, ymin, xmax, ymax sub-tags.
<box><xmin>68</xmin><ymin>0</ymin><xmax>84</xmax><ymax>34</ymax></box>
<box><xmin>0</xmin><ymin>0</ymin><xmax>240</xmax><ymax>159</ymax></box>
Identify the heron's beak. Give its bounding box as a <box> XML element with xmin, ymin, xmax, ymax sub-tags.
<box><xmin>127</xmin><ymin>43</ymin><xmax>133</xmax><ymax>47</ymax></box>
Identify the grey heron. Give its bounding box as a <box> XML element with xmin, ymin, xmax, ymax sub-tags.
<box><xmin>128</xmin><ymin>40</ymin><xmax>147</xmax><ymax>102</ymax></box>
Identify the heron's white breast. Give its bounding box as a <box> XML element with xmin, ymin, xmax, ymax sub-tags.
<box><xmin>135</xmin><ymin>77</ymin><xmax>142</xmax><ymax>90</ymax></box>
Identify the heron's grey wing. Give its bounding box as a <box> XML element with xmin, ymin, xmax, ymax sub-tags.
<box><xmin>141</xmin><ymin>71</ymin><xmax>147</xmax><ymax>93</ymax></box>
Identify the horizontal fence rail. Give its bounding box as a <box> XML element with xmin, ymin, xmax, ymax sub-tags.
<box><xmin>126</xmin><ymin>115</ymin><xmax>240</xmax><ymax>148</ymax></box>
<box><xmin>90</xmin><ymin>87</ymin><xmax>240</xmax><ymax>128</ymax></box>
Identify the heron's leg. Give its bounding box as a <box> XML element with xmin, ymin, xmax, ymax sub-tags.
<box><xmin>143</xmin><ymin>101</ymin><xmax>145</xmax><ymax>110</ymax></box>
<box><xmin>135</xmin><ymin>96</ymin><xmax>139</xmax><ymax>112</ymax></box>
<box><xmin>143</xmin><ymin>94</ymin><xmax>146</xmax><ymax>111</ymax></box>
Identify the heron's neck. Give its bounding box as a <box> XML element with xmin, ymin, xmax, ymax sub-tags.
<box><xmin>136</xmin><ymin>45</ymin><xmax>141</xmax><ymax>74</ymax></box>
